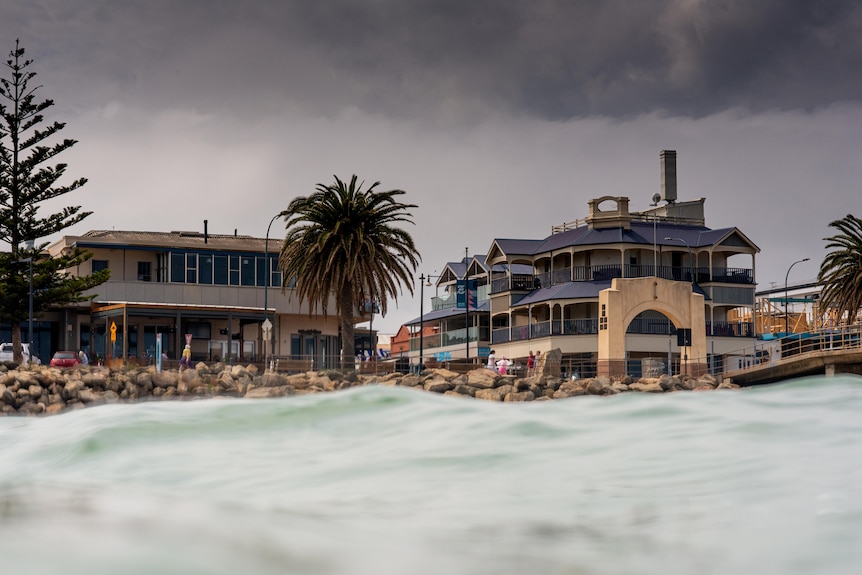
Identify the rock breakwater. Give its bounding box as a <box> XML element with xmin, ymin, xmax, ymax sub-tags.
<box><xmin>0</xmin><ymin>361</ymin><xmax>739</xmax><ymax>416</ymax></box>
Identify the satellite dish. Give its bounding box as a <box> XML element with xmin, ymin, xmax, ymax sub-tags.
<box><xmin>652</xmin><ymin>193</ymin><xmax>661</xmax><ymax>204</ymax></box>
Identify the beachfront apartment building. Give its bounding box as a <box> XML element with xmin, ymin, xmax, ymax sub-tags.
<box><xmin>40</xmin><ymin>228</ymin><xmax>342</xmax><ymax>367</ymax></box>
<box><xmin>408</xmin><ymin>151</ymin><xmax>760</xmax><ymax>378</ymax></box>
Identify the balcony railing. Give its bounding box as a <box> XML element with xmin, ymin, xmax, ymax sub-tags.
<box><xmin>409</xmin><ymin>326</ymin><xmax>489</xmax><ymax>352</ymax></box>
<box><xmin>706</xmin><ymin>321</ymin><xmax>755</xmax><ymax>337</ymax></box>
<box><xmin>490</xmin><ymin>319</ymin><xmax>754</xmax><ymax>343</ymax></box>
<box><xmin>491</xmin><ymin>265</ymin><xmax>754</xmax><ymax>293</ymax></box>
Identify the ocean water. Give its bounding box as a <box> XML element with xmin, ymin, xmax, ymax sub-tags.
<box><xmin>1</xmin><ymin>376</ymin><xmax>861</xmax><ymax>575</ymax></box>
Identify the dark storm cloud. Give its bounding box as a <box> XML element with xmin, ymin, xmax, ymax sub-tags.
<box><xmin>5</xmin><ymin>0</ymin><xmax>862</xmax><ymax>120</ymax></box>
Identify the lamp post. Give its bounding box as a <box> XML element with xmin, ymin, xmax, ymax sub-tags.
<box><xmin>784</xmin><ymin>258</ymin><xmax>809</xmax><ymax>335</ymax></box>
<box><xmin>664</xmin><ymin>236</ymin><xmax>693</xmax><ymax>376</ymax></box>
<box><xmin>464</xmin><ymin>247</ymin><xmax>470</xmax><ymax>366</ymax></box>
<box><xmin>418</xmin><ymin>273</ymin><xmax>425</xmax><ymax>374</ymax></box>
<box><xmin>651</xmin><ymin>193</ymin><xmax>661</xmax><ymax>277</ymax></box>
<box><xmin>664</xmin><ymin>237</ymin><xmax>694</xmax><ymax>286</ymax></box>
<box><xmin>25</xmin><ymin>239</ymin><xmax>34</xmax><ymax>364</ymax></box>
<box><xmin>263</xmin><ymin>213</ymin><xmax>282</xmax><ymax>370</ymax></box>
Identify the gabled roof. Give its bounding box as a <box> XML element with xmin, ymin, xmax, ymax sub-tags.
<box><xmin>488</xmin><ymin>238</ymin><xmax>544</xmax><ymax>259</ymax></box>
<box><xmin>52</xmin><ymin>229</ymin><xmax>275</xmax><ymax>253</ymax></box>
<box><xmin>487</xmin><ymin>220</ymin><xmax>758</xmax><ymax>260</ymax></box>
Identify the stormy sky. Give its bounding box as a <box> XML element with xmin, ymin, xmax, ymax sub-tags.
<box><xmin>2</xmin><ymin>0</ymin><xmax>861</xmax><ymax>332</ymax></box>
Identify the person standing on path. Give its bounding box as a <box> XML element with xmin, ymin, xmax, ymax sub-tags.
<box><xmin>180</xmin><ymin>344</ymin><xmax>192</xmax><ymax>371</ymax></box>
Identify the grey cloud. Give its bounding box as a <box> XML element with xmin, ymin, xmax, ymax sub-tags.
<box><xmin>4</xmin><ymin>0</ymin><xmax>861</xmax><ymax>121</ymax></box>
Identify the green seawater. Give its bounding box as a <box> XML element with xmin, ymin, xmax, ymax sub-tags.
<box><xmin>2</xmin><ymin>376</ymin><xmax>861</xmax><ymax>574</ymax></box>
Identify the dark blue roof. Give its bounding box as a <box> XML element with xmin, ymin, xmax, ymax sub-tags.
<box><xmin>514</xmin><ymin>279</ymin><xmax>710</xmax><ymax>306</ymax></box>
<box><xmin>492</xmin><ymin>221</ymin><xmax>745</xmax><ymax>257</ymax></box>
<box><xmin>516</xmin><ymin>281</ymin><xmax>614</xmax><ymax>305</ymax></box>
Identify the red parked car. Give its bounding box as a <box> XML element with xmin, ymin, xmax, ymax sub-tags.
<box><xmin>50</xmin><ymin>351</ymin><xmax>79</xmax><ymax>368</ymax></box>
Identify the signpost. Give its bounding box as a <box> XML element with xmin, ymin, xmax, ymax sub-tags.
<box><xmin>262</xmin><ymin>318</ymin><xmax>272</xmax><ymax>370</ymax></box>
<box><xmin>156</xmin><ymin>333</ymin><xmax>162</xmax><ymax>372</ymax></box>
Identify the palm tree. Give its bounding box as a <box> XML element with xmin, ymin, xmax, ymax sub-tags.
<box><xmin>278</xmin><ymin>175</ymin><xmax>420</xmax><ymax>371</ymax></box>
<box><xmin>818</xmin><ymin>214</ymin><xmax>862</xmax><ymax>325</ymax></box>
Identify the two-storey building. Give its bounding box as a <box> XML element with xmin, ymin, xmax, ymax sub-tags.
<box><xmin>43</xmin><ymin>228</ymin><xmax>341</xmax><ymax>367</ymax></box>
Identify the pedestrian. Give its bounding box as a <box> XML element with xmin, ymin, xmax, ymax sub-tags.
<box><xmin>496</xmin><ymin>356</ymin><xmax>509</xmax><ymax>375</ymax></box>
<box><xmin>180</xmin><ymin>344</ymin><xmax>192</xmax><ymax>371</ymax></box>
<box><xmin>486</xmin><ymin>349</ymin><xmax>496</xmax><ymax>370</ymax></box>
<box><xmin>78</xmin><ymin>350</ymin><xmax>89</xmax><ymax>365</ymax></box>
<box><xmin>526</xmin><ymin>350</ymin><xmax>535</xmax><ymax>376</ymax></box>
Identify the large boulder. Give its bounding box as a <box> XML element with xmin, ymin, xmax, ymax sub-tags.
<box><xmin>629</xmin><ymin>381</ymin><xmax>663</xmax><ymax>393</ymax></box>
<box><xmin>287</xmin><ymin>373</ymin><xmax>310</xmax><ymax>389</ymax></box>
<box><xmin>467</xmin><ymin>369</ymin><xmax>498</xmax><ymax>389</ymax></box>
<box><xmin>397</xmin><ymin>375</ymin><xmax>421</xmax><ymax>388</ymax></box>
<box><xmin>424</xmin><ymin>379</ymin><xmax>454</xmax><ymax>394</ymax></box>
<box><xmin>586</xmin><ymin>376</ymin><xmax>612</xmax><ymax>395</ymax></box>
<box><xmin>152</xmin><ymin>370</ymin><xmax>178</xmax><ymax>389</ymax></box>
<box><xmin>474</xmin><ymin>388</ymin><xmax>504</xmax><ymax>401</ymax></box>
<box><xmin>504</xmin><ymin>390</ymin><xmax>535</xmax><ymax>402</ymax></box>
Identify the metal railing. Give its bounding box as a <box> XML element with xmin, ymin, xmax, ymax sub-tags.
<box><xmin>408</xmin><ymin>326</ymin><xmax>488</xmax><ymax>352</ymax></box>
<box><xmin>491</xmin><ymin>265</ymin><xmax>754</xmax><ymax>293</ymax></box>
<box><xmin>490</xmin><ymin>319</ymin><xmax>753</xmax><ymax>342</ymax></box>
<box><xmin>706</xmin><ymin>321</ymin><xmax>755</xmax><ymax>337</ymax></box>
<box><xmin>720</xmin><ymin>324</ymin><xmax>862</xmax><ymax>370</ymax></box>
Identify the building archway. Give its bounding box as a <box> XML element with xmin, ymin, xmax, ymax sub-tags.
<box><xmin>598</xmin><ymin>277</ymin><xmax>706</xmax><ymax>377</ymax></box>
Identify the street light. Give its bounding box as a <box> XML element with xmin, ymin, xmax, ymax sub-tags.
<box><xmin>17</xmin><ymin>240</ymin><xmax>35</xmax><ymax>365</ymax></box>
<box><xmin>418</xmin><ymin>273</ymin><xmax>425</xmax><ymax>374</ymax></box>
<box><xmin>464</xmin><ymin>247</ymin><xmax>470</xmax><ymax>367</ymax></box>
<box><xmin>664</xmin><ymin>236</ymin><xmax>693</xmax><ymax>377</ymax></box>
<box><xmin>651</xmin><ymin>193</ymin><xmax>661</xmax><ymax>277</ymax></box>
<box><xmin>263</xmin><ymin>213</ymin><xmax>282</xmax><ymax>370</ymax></box>
<box><xmin>784</xmin><ymin>258</ymin><xmax>809</xmax><ymax>336</ymax></box>
<box><xmin>664</xmin><ymin>237</ymin><xmax>694</xmax><ymax>286</ymax></box>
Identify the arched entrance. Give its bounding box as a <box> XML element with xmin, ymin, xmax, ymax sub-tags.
<box><xmin>597</xmin><ymin>277</ymin><xmax>706</xmax><ymax>378</ymax></box>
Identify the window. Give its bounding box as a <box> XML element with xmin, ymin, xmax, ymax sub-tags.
<box><xmin>186</xmin><ymin>253</ymin><xmax>197</xmax><ymax>284</ymax></box>
<box><xmin>92</xmin><ymin>260</ymin><xmax>109</xmax><ymax>273</ymax></box>
<box><xmin>256</xmin><ymin>257</ymin><xmax>267</xmax><ymax>287</ymax></box>
<box><xmin>241</xmin><ymin>256</ymin><xmax>255</xmax><ymax>286</ymax></box>
<box><xmin>291</xmin><ymin>334</ymin><xmax>301</xmax><ymax>360</ymax></box>
<box><xmin>157</xmin><ymin>253</ymin><xmax>168</xmax><ymax>282</ymax></box>
<box><xmin>199</xmin><ymin>255</ymin><xmax>213</xmax><ymax>285</ymax></box>
<box><xmin>229</xmin><ymin>255</ymin><xmax>240</xmax><ymax>285</ymax></box>
<box><xmin>170</xmin><ymin>252</ymin><xmax>184</xmax><ymax>283</ymax></box>
<box><xmin>137</xmin><ymin>261</ymin><xmax>151</xmax><ymax>282</ymax></box>
<box><xmin>214</xmin><ymin>255</ymin><xmax>228</xmax><ymax>285</ymax></box>
<box><xmin>271</xmin><ymin>258</ymin><xmax>282</xmax><ymax>287</ymax></box>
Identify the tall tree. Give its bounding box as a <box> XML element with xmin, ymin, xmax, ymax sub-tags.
<box><xmin>817</xmin><ymin>214</ymin><xmax>862</xmax><ymax>325</ymax></box>
<box><xmin>0</xmin><ymin>40</ymin><xmax>109</xmax><ymax>362</ymax></box>
<box><xmin>278</xmin><ymin>175</ymin><xmax>420</xmax><ymax>371</ymax></box>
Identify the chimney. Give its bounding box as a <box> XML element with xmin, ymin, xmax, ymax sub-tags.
<box><xmin>660</xmin><ymin>150</ymin><xmax>677</xmax><ymax>203</ymax></box>
<box><xmin>204</xmin><ymin>219</ymin><xmax>208</xmax><ymax>243</ymax></box>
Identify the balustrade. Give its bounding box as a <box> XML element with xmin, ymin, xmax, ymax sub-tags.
<box><xmin>489</xmin><ymin>266</ymin><xmax>754</xmax><ymax>294</ymax></box>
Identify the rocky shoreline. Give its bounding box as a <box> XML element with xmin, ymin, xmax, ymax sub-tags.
<box><xmin>0</xmin><ymin>361</ymin><xmax>739</xmax><ymax>416</ymax></box>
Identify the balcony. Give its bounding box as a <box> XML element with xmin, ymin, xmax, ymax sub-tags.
<box><xmin>408</xmin><ymin>326</ymin><xmax>489</xmax><ymax>352</ymax></box>
<box><xmin>490</xmin><ymin>319</ymin><xmax>754</xmax><ymax>343</ymax></box>
<box><xmin>491</xmin><ymin>265</ymin><xmax>754</xmax><ymax>293</ymax></box>
<box><xmin>431</xmin><ymin>284</ymin><xmax>491</xmax><ymax>311</ymax></box>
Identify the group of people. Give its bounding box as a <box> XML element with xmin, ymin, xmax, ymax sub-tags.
<box><xmin>486</xmin><ymin>349</ymin><xmax>542</xmax><ymax>376</ymax></box>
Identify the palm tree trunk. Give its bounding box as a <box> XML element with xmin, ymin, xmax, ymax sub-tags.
<box><xmin>339</xmin><ymin>286</ymin><xmax>355</xmax><ymax>372</ymax></box>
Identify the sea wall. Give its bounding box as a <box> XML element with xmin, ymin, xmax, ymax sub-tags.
<box><xmin>0</xmin><ymin>361</ymin><xmax>739</xmax><ymax>416</ymax></box>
